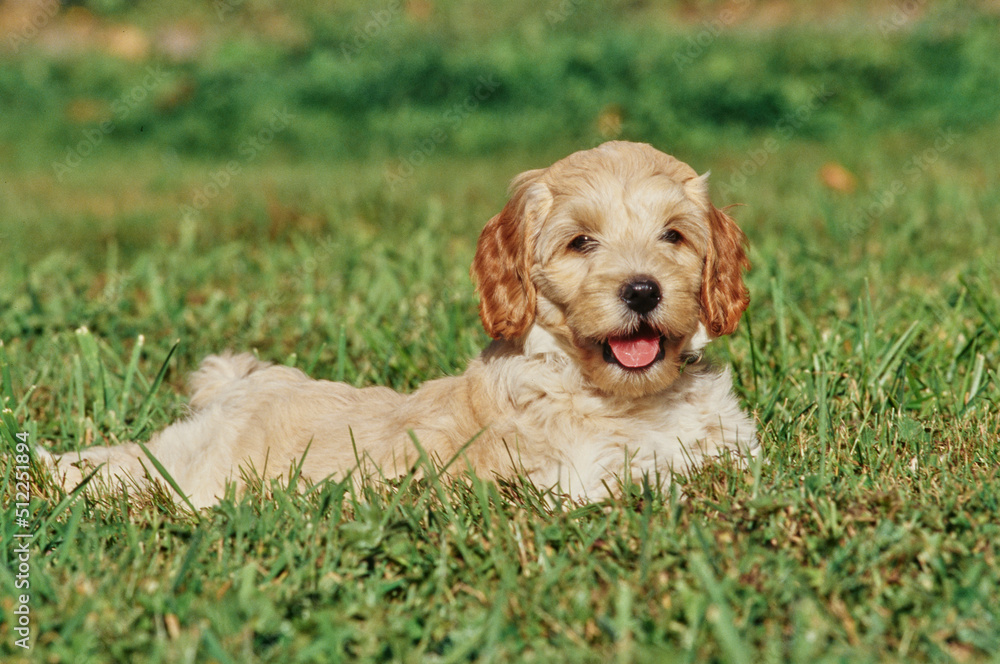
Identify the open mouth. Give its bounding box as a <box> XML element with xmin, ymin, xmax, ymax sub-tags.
<box><xmin>602</xmin><ymin>324</ymin><xmax>665</xmax><ymax>371</ymax></box>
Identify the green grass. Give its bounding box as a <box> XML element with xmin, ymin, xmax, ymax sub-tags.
<box><xmin>3</xmin><ymin>1</ymin><xmax>1000</xmax><ymax>662</ymax></box>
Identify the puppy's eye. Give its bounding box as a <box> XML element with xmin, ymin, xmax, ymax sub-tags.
<box><xmin>660</xmin><ymin>229</ymin><xmax>682</xmax><ymax>244</ymax></box>
<box><xmin>568</xmin><ymin>235</ymin><xmax>598</xmax><ymax>253</ymax></box>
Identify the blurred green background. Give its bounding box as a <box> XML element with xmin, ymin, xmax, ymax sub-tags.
<box><xmin>4</xmin><ymin>0</ymin><xmax>1000</xmax><ymax>165</ymax></box>
<box><xmin>3</xmin><ymin>0</ymin><xmax>1000</xmax><ymax>262</ymax></box>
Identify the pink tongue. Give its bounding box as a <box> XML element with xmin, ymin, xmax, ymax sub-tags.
<box><xmin>608</xmin><ymin>332</ymin><xmax>661</xmax><ymax>368</ymax></box>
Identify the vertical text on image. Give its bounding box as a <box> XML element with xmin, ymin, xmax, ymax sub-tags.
<box><xmin>11</xmin><ymin>430</ymin><xmax>33</xmax><ymax>650</ymax></box>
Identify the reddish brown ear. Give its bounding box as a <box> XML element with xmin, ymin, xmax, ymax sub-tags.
<box><xmin>471</xmin><ymin>170</ymin><xmax>548</xmax><ymax>340</ymax></box>
<box><xmin>700</xmin><ymin>205</ymin><xmax>751</xmax><ymax>337</ymax></box>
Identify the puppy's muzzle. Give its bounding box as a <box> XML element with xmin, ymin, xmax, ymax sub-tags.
<box><xmin>602</xmin><ymin>276</ymin><xmax>667</xmax><ymax>371</ymax></box>
<box><xmin>619</xmin><ymin>276</ymin><xmax>661</xmax><ymax>314</ymax></box>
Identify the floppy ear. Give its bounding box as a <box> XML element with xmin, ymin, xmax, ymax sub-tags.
<box><xmin>700</xmin><ymin>204</ymin><xmax>751</xmax><ymax>337</ymax></box>
<box><xmin>471</xmin><ymin>169</ymin><xmax>550</xmax><ymax>340</ymax></box>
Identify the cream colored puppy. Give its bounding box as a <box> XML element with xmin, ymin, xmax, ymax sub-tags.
<box><xmin>46</xmin><ymin>141</ymin><xmax>757</xmax><ymax>507</ymax></box>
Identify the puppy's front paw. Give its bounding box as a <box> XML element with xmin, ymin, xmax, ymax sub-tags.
<box><xmin>38</xmin><ymin>449</ymin><xmax>91</xmax><ymax>490</ymax></box>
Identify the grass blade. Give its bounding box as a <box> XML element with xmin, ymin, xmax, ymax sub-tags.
<box><xmin>0</xmin><ymin>340</ymin><xmax>14</xmax><ymax>407</ymax></box>
<box><xmin>120</xmin><ymin>334</ymin><xmax>145</xmax><ymax>415</ymax></box>
<box><xmin>35</xmin><ymin>464</ymin><xmax>105</xmax><ymax>546</ymax></box>
<box><xmin>960</xmin><ymin>353</ymin><xmax>988</xmax><ymax>416</ymax></box>
<box><xmin>689</xmin><ymin>552</ymin><xmax>751</xmax><ymax>664</ymax></box>
<box><xmin>744</xmin><ymin>311</ymin><xmax>759</xmax><ymax>396</ymax></box>
<box><xmin>131</xmin><ymin>339</ymin><xmax>179</xmax><ymax>438</ymax></box>
<box><xmin>875</xmin><ymin>320</ymin><xmax>920</xmax><ymax>387</ymax></box>
<box><xmin>960</xmin><ymin>275</ymin><xmax>1000</xmax><ymax>338</ymax></box>
<box><xmin>335</xmin><ymin>324</ymin><xmax>347</xmax><ymax>382</ymax></box>
<box><xmin>135</xmin><ymin>439</ymin><xmax>201</xmax><ymax>517</ymax></box>
<box><xmin>172</xmin><ymin>530</ymin><xmax>206</xmax><ymax>594</ymax></box>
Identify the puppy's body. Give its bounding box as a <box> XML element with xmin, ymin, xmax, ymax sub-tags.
<box><xmin>47</xmin><ymin>142</ymin><xmax>758</xmax><ymax>507</ymax></box>
<box><xmin>54</xmin><ymin>330</ymin><xmax>754</xmax><ymax>507</ymax></box>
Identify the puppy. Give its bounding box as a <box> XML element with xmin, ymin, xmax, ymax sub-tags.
<box><xmin>45</xmin><ymin>141</ymin><xmax>757</xmax><ymax>507</ymax></box>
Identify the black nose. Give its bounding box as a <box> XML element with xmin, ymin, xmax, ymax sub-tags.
<box><xmin>620</xmin><ymin>277</ymin><xmax>661</xmax><ymax>314</ymax></box>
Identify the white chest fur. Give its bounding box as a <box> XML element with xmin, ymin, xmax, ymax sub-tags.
<box><xmin>485</xmin><ymin>326</ymin><xmax>757</xmax><ymax>500</ymax></box>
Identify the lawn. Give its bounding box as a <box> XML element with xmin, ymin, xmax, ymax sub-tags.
<box><xmin>2</xmin><ymin>1</ymin><xmax>1000</xmax><ymax>662</ymax></box>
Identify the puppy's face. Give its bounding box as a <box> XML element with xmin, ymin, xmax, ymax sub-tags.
<box><xmin>472</xmin><ymin>141</ymin><xmax>750</xmax><ymax>398</ymax></box>
<box><xmin>531</xmin><ymin>168</ymin><xmax>711</xmax><ymax>397</ymax></box>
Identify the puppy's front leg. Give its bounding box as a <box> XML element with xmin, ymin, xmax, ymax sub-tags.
<box><xmin>44</xmin><ymin>404</ymin><xmax>239</xmax><ymax>508</ymax></box>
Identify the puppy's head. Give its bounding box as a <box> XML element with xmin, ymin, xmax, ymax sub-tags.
<box><xmin>472</xmin><ymin>141</ymin><xmax>750</xmax><ymax>398</ymax></box>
